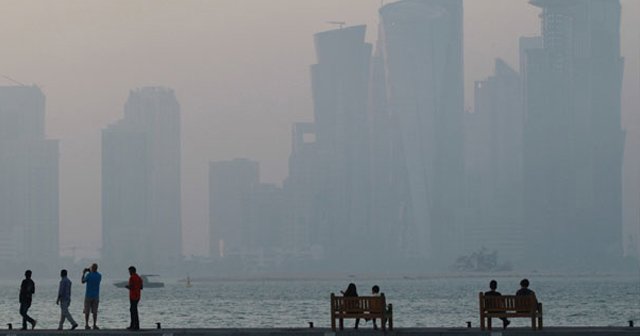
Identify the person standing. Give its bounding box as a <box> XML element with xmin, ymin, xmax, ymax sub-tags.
<box><xmin>19</xmin><ymin>270</ymin><xmax>36</xmax><ymax>330</ymax></box>
<box><xmin>56</xmin><ymin>269</ymin><xmax>78</xmax><ymax>330</ymax></box>
<box><xmin>125</xmin><ymin>266</ymin><xmax>143</xmax><ymax>330</ymax></box>
<box><xmin>81</xmin><ymin>263</ymin><xmax>102</xmax><ymax>330</ymax></box>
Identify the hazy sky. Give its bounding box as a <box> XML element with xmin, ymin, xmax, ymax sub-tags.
<box><xmin>1</xmin><ymin>0</ymin><xmax>638</xmax><ymax>257</ymax></box>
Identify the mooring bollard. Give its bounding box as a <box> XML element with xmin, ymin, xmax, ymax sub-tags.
<box><xmin>629</xmin><ymin>320</ymin><xmax>634</xmax><ymax>327</ymax></box>
<box><xmin>6</xmin><ymin>323</ymin><xmax>12</xmax><ymax>330</ymax></box>
<box><xmin>156</xmin><ymin>322</ymin><xmax>162</xmax><ymax>329</ymax></box>
<box><xmin>308</xmin><ymin>322</ymin><xmax>314</xmax><ymax>328</ymax></box>
<box><xmin>466</xmin><ymin>321</ymin><xmax>472</xmax><ymax>328</ymax></box>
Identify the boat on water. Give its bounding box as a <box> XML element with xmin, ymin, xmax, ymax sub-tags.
<box><xmin>114</xmin><ymin>274</ymin><xmax>165</xmax><ymax>288</ymax></box>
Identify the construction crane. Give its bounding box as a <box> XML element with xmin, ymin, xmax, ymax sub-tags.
<box><xmin>1</xmin><ymin>75</ymin><xmax>25</xmax><ymax>86</ymax></box>
<box><xmin>326</xmin><ymin>21</ymin><xmax>346</xmax><ymax>29</ymax></box>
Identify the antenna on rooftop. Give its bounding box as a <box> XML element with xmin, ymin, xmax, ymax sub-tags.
<box><xmin>326</xmin><ymin>21</ymin><xmax>346</xmax><ymax>29</ymax></box>
<box><xmin>1</xmin><ymin>75</ymin><xmax>26</xmax><ymax>86</ymax></box>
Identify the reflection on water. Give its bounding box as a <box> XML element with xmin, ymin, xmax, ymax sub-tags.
<box><xmin>0</xmin><ymin>275</ymin><xmax>637</xmax><ymax>329</ymax></box>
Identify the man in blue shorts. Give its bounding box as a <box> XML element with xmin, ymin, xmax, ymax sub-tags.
<box><xmin>81</xmin><ymin>263</ymin><xmax>102</xmax><ymax>330</ymax></box>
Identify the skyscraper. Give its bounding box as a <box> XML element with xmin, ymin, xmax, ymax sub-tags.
<box><xmin>0</xmin><ymin>85</ymin><xmax>59</xmax><ymax>266</ymax></box>
<box><xmin>376</xmin><ymin>0</ymin><xmax>465</xmax><ymax>264</ymax></box>
<box><xmin>283</xmin><ymin>122</ymin><xmax>322</xmax><ymax>260</ymax></box>
<box><xmin>308</xmin><ymin>25</ymin><xmax>372</xmax><ymax>263</ymax></box>
<box><xmin>102</xmin><ymin>87</ymin><xmax>181</xmax><ymax>269</ymax></box>
<box><xmin>465</xmin><ymin>59</ymin><xmax>524</xmax><ymax>263</ymax></box>
<box><xmin>523</xmin><ymin>0</ymin><xmax>624</xmax><ymax>268</ymax></box>
<box><xmin>209</xmin><ymin>158</ymin><xmax>259</xmax><ymax>259</ymax></box>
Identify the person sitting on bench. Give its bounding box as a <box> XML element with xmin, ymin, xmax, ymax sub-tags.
<box><xmin>484</xmin><ymin>280</ymin><xmax>510</xmax><ymax>329</ymax></box>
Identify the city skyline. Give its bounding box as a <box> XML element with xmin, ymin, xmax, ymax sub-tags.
<box><xmin>0</xmin><ymin>0</ymin><xmax>638</xmax><ymax>260</ymax></box>
<box><xmin>102</xmin><ymin>86</ymin><xmax>182</xmax><ymax>271</ymax></box>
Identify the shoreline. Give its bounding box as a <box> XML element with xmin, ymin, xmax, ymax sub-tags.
<box><xmin>2</xmin><ymin>327</ymin><xmax>639</xmax><ymax>335</ymax></box>
<box><xmin>179</xmin><ymin>271</ymin><xmax>640</xmax><ymax>283</ymax></box>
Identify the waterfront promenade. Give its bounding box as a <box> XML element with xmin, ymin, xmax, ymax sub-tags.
<box><xmin>2</xmin><ymin>328</ymin><xmax>639</xmax><ymax>336</ymax></box>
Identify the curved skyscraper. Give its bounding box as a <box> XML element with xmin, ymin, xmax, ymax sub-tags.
<box><xmin>307</xmin><ymin>25</ymin><xmax>373</xmax><ymax>264</ymax></box>
<box><xmin>376</xmin><ymin>0</ymin><xmax>464</xmax><ymax>264</ymax></box>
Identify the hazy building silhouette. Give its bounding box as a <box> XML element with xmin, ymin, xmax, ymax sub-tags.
<box><xmin>102</xmin><ymin>87</ymin><xmax>181</xmax><ymax>269</ymax></box>
<box><xmin>622</xmin><ymin>52</ymin><xmax>640</xmax><ymax>261</ymax></box>
<box><xmin>210</xmin><ymin>159</ymin><xmax>288</xmax><ymax>269</ymax></box>
<box><xmin>283</xmin><ymin>122</ymin><xmax>323</xmax><ymax>260</ymax></box>
<box><xmin>464</xmin><ymin>59</ymin><xmax>524</xmax><ymax>263</ymax></box>
<box><xmin>0</xmin><ymin>86</ymin><xmax>59</xmax><ymax>266</ymax></box>
<box><xmin>376</xmin><ymin>0</ymin><xmax>465</xmax><ymax>265</ymax></box>
<box><xmin>209</xmin><ymin>158</ymin><xmax>259</xmax><ymax>259</ymax></box>
<box><xmin>623</xmin><ymin>124</ymin><xmax>640</xmax><ymax>260</ymax></box>
<box><xmin>307</xmin><ymin>25</ymin><xmax>372</xmax><ymax>264</ymax></box>
<box><xmin>518</xmin><ymin>36</ymin><xmax>543</xmax><ymax>86</ymax></box>
<box><xmin>368</xmin><ymin>30</ymin><xmax>400</xmax><ymax>263</ymax></box>
<box><xmin>243</xmin><ymin>183</ymin><xmax>288</xmax><ymax>268</ymax></box>
<box><xmin>523</xmin><ymin>0</ymin><xmax>624</xmax><ymax>268</ymax></box>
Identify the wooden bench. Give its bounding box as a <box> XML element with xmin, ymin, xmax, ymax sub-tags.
<box><xmin>479</xmin><ymin>293</ymin><xmax>543</xmax><ymax>330</ymax></box>
<box><xmin>330</xmin><ymin>293</ymin><xmax>393</xmax><ymax>331</ymax></box>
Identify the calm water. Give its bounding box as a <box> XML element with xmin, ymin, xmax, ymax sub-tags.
<box><xmin>0</xmin><ymin>275</ymin><xmax>638</xmax><ymax>330</ymax></box>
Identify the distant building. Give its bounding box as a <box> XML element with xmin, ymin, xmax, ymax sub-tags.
<box><xmin>368</xmin><ymin>28</ymin><xmax>399</xmax><ymax>262</ymax></box>
<box><xmin>210</xmin><ymin>159</ymin><xmax>289</xmax><ymax>269</ymax></box>
<box><xmin>622</xmin><ymin>51</ymin><xmax>640</xmax><ymax>261</ymax></box>
<box><xmin>518</xmin><ymin>36</ymin><xmax>543</xmax><ymax>86</ymax></box>
<box><xmin>523</xmin><ymin>0</ymin><xmax>624</xmax><ymax>268</ymax></box>
<box><xmin>307</xmin><ymin>25</ymin><xmax>372</xmax><ymax>263</ymax></box>
<box><xmin>283</xmin><ymin>122</ymin><xmax>322</xmax><ymax>260</ymax></box>
<box><xmin>0</xmin><ymin>85</ymin><xmax>59</xmax><ymax>265</ymax></box>
<box><xmin>102</xmin><ymin>87</ymin><xmax>181</xmax><ymax>269</ymax></box>
<box><xmin>464</xmin><ymin>59</ymin><xmax>524</xmax><ymax>263</ymax></box>
<box><xmin>376</xmin><ymin>0</ymin><xmax>465</xmax><ymax>265</ymax></box>
<box><xmin>209</xmin><ymin>158</ymin><xmax>259</xmax><ymax>259</ymax></box>
<box><xmin>243</xmin><ymin>183</ymin><xmax>288</xmax><ymax>267</ymax></box>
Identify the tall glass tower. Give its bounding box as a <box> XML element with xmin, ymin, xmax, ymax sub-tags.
<box><xmin>102</xmin><ymin>87</ymin><xmax>182</xmax><ymax>270</ymax></box>
<box><xmin>524</xmin><ymin>0</ymin><xmax>624</xmax><ymax>268</ymax></box>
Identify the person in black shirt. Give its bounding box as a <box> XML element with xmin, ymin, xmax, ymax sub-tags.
<box><xmin>515</xmin><ymin>278</ymin><xmax>539</xmax><ymax>316</ymax></box>
<box><xmin>516</xmin><ymin>278</ymin><xmax>535</xmax><ymax>296</ymax></box>
<box><xmin>484</xmin><ymin>280</ymin><xmax>510</xmax><ymax>329</ymax></box>
<box><xmin>19</xmin><ymin>270</ymin><xmax>36</xmax><ymax>330</ymax></box>
<box><xmin>340</xmin><ymin>283</ymin><xmax>359</xmax><ymax>329</ymax></box>
<box><xmin>341</xmin><ymin>283</ymin><xmax>358</xmax><ymax>297</ymax></box>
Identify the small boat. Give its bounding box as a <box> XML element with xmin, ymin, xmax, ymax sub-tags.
<box><xmin>114</xmin><ymin>274</ymin><xmax>165</xmax><ymax>288</ymax></box>
<box><xmin>186</xmin><ymin>276</ymin><xmax>192</xmax><ymax>288</ymax></box>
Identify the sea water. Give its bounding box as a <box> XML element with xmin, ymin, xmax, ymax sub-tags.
<box><xmin>0</xmin><ymin>274</ymin><xmax>638</xmax><ymax>330</ymax></box>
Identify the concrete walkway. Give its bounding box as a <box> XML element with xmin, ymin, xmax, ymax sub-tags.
<box><xmin>1</xmin><ymin>328</ymin><xmax>639</xmax><ymax>336</ymax></box>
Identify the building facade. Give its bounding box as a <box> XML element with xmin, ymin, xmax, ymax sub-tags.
<box><xmin>209</xmin><ymin>158</ymin><xmax>259</xmax><ymax>260</ymax></box>
<box><xmin>308</xmin><ymin>25</ymin><xmax>373</xmax><ymax>264</ymax></box>
<box><xmin>523</xmin><ymin>0</ymin><xmax>624</xmax><ymax>268</ymax></box>
<box><xmin>464</xmin><ymin>59</ymin><xmax>524</xmax><ymax>265</ymax></box>
<box><xmin>102</xmin><ymin>87</ymin><xmax>182</xmax><ymax>270</ymax></box>
<box><xmin>376</xmin><ymin>0</ymin><xmax>465</xmax><ymax>265</ymax></box>
<box><xmin>0</xmin><ymin>85</ymin><xmax>59</xmax><ymax>267</ymax></box>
